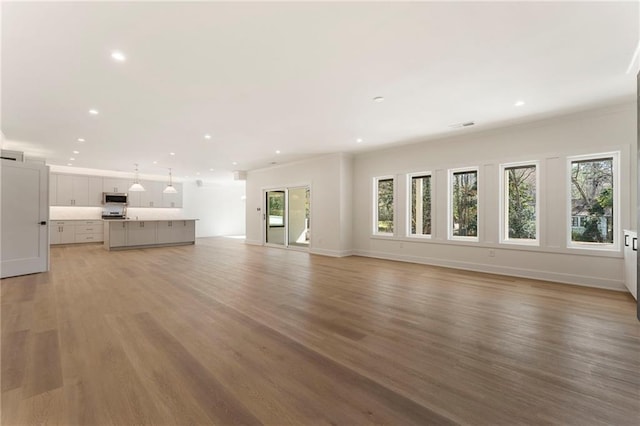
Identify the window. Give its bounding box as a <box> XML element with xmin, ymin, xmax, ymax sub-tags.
<box><xmin>501</xmin><ymin>163</ymin><xmax>538</xmax><ymax>244</ymax></box>
<box><xmin>568</xmin><ymin>153</ymin><xmax>618</xmax><ymax>248</ymax></box>
<box><xmin>374</xmin><ymin>177</ymin><xmax>394</xmax><ymax>235</ymax></box>
<box><xmin>408</xmin><ymin>173</ymin><xmax>431</xmax><ymax>237</ymax></box>
<box><xmin>449</xmin><ymin>168</ymin><xmax>478</xmax><ymax>240</ymax></box>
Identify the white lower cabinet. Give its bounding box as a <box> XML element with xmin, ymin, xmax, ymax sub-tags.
<box><xmin>50</xmin><ymin>221</ymin><xmax>75</xmax><ymax>244</ymax></box>
<box><xmin>126</xmin><ymin>221</ymin><xmax>158</xmax><ymax>246</ymax></box>
<box><xmin>50</xmin><ymin>220</ymin><xmax>104</xmax><ymax>244</ymax></box>
<box><xmin>157</xmin><ymin>220</ymin><xmax>196</xmax><ymax>244</ymax></box>
<box><xmin>104</xmin><ymin>220</ymin><xmax>196</xmax><ymax>250</ymax></box>
<box><xmin>108</xmin><ymin>222</ymin><xmax>127</xmax><ymax>247</ymax></box>
<box><xmin>623</xmin><ymin>230</ymin><xmax>637</xmax><ymax>300</ymax></box>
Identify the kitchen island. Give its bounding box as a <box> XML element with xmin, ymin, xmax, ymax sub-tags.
<box><xmin>103</xmin><ymin>219</ymin><xmax>196</xmax><ymax>250</ymax></box>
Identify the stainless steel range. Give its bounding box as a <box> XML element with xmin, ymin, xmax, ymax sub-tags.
<box><xmin>101</xmin><ymin>204</ymin><xmax>127</xmax><ymax>219</ymax></box>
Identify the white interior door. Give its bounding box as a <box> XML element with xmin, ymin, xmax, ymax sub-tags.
<box><xmin>1</xmin><ymin>160</ymin><xmax>49</xmax><ymax>278</ymax></box>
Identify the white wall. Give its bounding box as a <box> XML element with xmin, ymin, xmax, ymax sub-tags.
<box><xmin>245</xmin><ymin>153</ymin><xmax>353</xmax><ymax>256</ymax></box>
<box><xmin>182</xmin><ymin>181</ymin><xmax>246</xmax><ymax>238</ymax></box>
<box><xmin>352</xmin><ymin>102</ymin><xmax>636</xmax><ymax>291</ymax></box>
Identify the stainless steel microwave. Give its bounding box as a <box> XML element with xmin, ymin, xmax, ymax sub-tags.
<box><xmin>103</xmin><ymin>192</ymin><xmax>128</xmax><ymax>204</ymax></box>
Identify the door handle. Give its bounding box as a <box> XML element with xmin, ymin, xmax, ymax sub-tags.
<box><xmin>633</xmin><ymin>237</ymin><xmax>637</xmax><ymax>252</ymax></box>
<box><xmin>39</xmin><ymin>221</ymin><xmax>47</xmax><ymax>225</ymax></box>
<box><xmin>624</xmin><ymin>234</ymin><xmax>629</xmax><ymax>246</ymax></box>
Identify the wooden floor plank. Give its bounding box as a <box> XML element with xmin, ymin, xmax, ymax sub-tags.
<box><xmin>1</xmin><ymin>238</ymin><xmax>639</xmax><ymax>425</ymax></box>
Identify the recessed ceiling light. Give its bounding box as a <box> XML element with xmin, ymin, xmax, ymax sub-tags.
<box><xmin>275</xmin><ymin>150</ymin><xmax>281</xmax><ymax>154</ymax></box>
<box><xmin>514</xmin><ymin>100</ymin><xmax>525</xmax><ymax>107</ymax></box>
<box><xmin>152</xmin><ymin>161</ymin><xmax>157</xmax><ymax>164</ymax></box>
<box><xmin>67</xmin><ymin>163</ymin><xmax>73</xmax><ymax>166</ymax></box>
<box><xmin>77</xmin><ymin>138</ymin><xmax>85</xmax><ymax>142</ymax></box>
<box><xmin>356</xmin><ymin>138</ymin><xmax>363</xmax><ymax>143</ymax></box>
<box><xmin>196</xmin><ymin>172</ymin><xmax>200</xmax><ymax>175</ymax></box>
<box><xmin>232</xmin><ymin>161</ymin><xmax>238</xmax><ymax>166</ymax></box>
<box><xmin>170</xmin><ymin>152</ymin><xmax>175</xmax><ymax>156</ymax></box>
<box><xmin>111</xmin><ymin>51</ymin><xmax>126</xmax><ymax>62</ymax></box>
<box><xmin>73</xmin><ymin>150</ymin><xmax>79</xmax><ymax>154</ymax></box>
<box><xmin>88</xmin><ymin>109</ymin><xmax>99</xmax><ymax>115</ymax></box>
<box><xmin>373</xmin><ymin>96</ymin><xmax>384</xmax><ymax>103</ymax></box>
<box><xmin>204</xmin><ymin>134</ymin><xmax>211</xmax><ymax>139</ymax></box>
<box><xmin>69</xmin><ymin>157</ymin><xmax>75</xmax><ymax>161</ymax></box>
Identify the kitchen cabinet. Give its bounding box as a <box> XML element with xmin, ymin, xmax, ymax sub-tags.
<box><xmin>623</xmin><ymin>230</ymin><xmax>637</xmax><ymax>300</ymax></box>
<box><xmin>129</xmin><ymin>180</ymin><xmax>164</xmax><ymax>208</ymax></box>
<box><xmin>88</xmin><ymin>177</ymin><xmax>104</xmax><ymax>206</ymax></box>
<box><xmin>51</xmin><ymin>174</ymin><xmax>94</xmax><ymax>206</ymax></box>
<box><xmin>103</xmin><ymin>178</ymin><xmax>131</xmax><ymax>194</ymax></box>
<box><xmin>50</xmin><ymin>221</ymin><xmax>76</xmax><ymax>244</ymax></box>
<box><xmin>126</xmin><ymin>221</ymin><xmax>158</xmax><ymax>246</ymax></box>
<box><xmin>162</xmin><ymin>183</ymin><xmax>183</xmax><ymax>208</ymax></box>
<box><xmin>74</xmin><ymin>220</ymin><xmax>104</xmax><ymax>243</ymax></box>
<box><xmin>106</xmin><ymin>221</ymin><xmax>127</xmax><ymax>247</ymax></box>
<box><xmin>104</xmin><ymin>219</ymin><xmax>196</xmax><ymax>250</ymax></box>
<box><xmin>54</xmin><ymin>174</ymin><xmax>85</xmax><ymax>205</ymax></box>
<box><xmin>49</xmin><ymin>172</ymin><xmax>182</xmax><ymax>209</ymax></box>
<box><xmin>157</xmin><ymin>220</ymin><xmax>195</xmax><ymax>244</ymax></box>
<box><xmin>50</xmin><ymin>220</ymin><xmax>104</xmax><ymax>244</ymax></box>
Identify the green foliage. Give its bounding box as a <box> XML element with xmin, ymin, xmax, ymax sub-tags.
<box><xmin>378</xmin><ymin>179</ymin><xmax>394</xmax><ymax>233</ymax></box>
<box><xmin>411</xmin><ymin>176</ymin><xmax>431</xmax><ymax>235</ymax></box>
<box><xmin>452</xmin><ymin>171</ymin><xmax>477</xmax><ymax>237</ymax></box>
<box><xmin>507</xmin><ymin>167</ymin><xmax>536</xmax><ymax>239</ymax></box>
<box><xmin>570</xmin><ymin>158</ymin><xmax>613</xmax><ymax>243</ymax></box>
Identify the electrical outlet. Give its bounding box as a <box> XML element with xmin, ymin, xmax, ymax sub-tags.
<box><xmin>488</xmin><ymin>249</ymin><xmax>495</xmax><ymax>257</ymax></box>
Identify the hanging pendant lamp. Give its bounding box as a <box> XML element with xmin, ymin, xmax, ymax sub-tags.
<box><xmin>128</xmin><ymin>163</ymin><xmax>146</xmax><ymax>192</ymax></box>
<box><xmin>163</xmin><ymin>168</ymin><xmax>178</xmax><ymax>194</ymax></box>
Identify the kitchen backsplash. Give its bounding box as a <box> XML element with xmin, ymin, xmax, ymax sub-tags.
<box><xmin>50</xmin><ymin>206</ymin><xmax>184</xmax><ymax>220</ymax></box>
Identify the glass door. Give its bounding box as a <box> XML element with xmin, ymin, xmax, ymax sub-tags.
<box><xmin>288</xmin><ymin>187</ymin><xmax>310</xmax><ymax>247</ymax></box>
<box><xmin>265</xmin><ymin>190</ymin><xmax>286</xmax><ymax>246</ymax></box>
<box><xmin>264</xmin><ymin>186</ymin><xmax>310</xmax><ymax>249</ymax></box>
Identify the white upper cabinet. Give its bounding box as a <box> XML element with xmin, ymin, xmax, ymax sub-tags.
<box><xmin>88</xmin><ymin>177</ymin><xmax>103</xmax><ymax>206</ymax></box>
<box><xmin>53</xmin><ymin>174</ymin><xmax>90</xmax><ymax>206</ymax></box>
<box><xmin>130</xmin><ymin>180</ymin><xmax>164</xmax><ymax>208</ymax></box>
<box><xmin>50</xmin><ymin>173</ymin><xmax>181</xmax><ymax>208</ymax></box>
<box><xmin>103</xmin><ymin>178</ymin><xmax>131</xmax><ymax>194</ymax></box>
<box><xmin>162</xmin><ymin>182</ymin><xmax>183</xmax><ymax>208</ymax></box>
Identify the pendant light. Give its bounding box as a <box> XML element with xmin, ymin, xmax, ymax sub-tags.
<box><xmin>128</xmin><ymin>163</ymin><xmax>146</xmax><ymax>192</ymax></box>
<box><xmin>163</xmin><ymin>168</ymin><xmax>178</xmax><ymax>194</ymax></box>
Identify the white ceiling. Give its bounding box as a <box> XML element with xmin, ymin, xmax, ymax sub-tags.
<box><xmin>2</xmin><ymin>1</ymin><xmax>638</xmax><ymax>182</ymax></box>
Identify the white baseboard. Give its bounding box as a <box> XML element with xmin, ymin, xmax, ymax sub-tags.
<box><xmin>352</xmin><ymin>249</ymin><xmax>626</xmax><ymax>292</ymax></box>
<box><xmin>310</xmin><ymin>248</ymin><xmax>353</xmax><ymax>258</ymax></box>
<box><xmin>244</xmin><ymin>239</ymin><xmax>262</xmax><ymax>246</ymax></box>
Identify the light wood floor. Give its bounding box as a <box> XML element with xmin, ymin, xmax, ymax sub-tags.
<box><xmin>2</xmin><ymin>238</ymin><xmax>639</xmax><ymax>425</ymax></box>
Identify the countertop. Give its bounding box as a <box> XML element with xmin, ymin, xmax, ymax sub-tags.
<box><xmin>51</xmin><ymin>218</ymin><xmax>198</xmax><ymax>222</ymax></box>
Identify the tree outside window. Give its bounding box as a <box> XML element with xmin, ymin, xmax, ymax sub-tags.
<box><xmin>570</xmin><ymin>157</ymin><xmax>614</xmax><ymax>244</ymax></box>
<box><xmin>377</xmin><ymin>178</ymin><xmax>394</xmax><ymax>234</ymax></box>
<box><xmin>410</xmin><ymin>175</ymin><xmax>431</xmax><ymax>236</ymax></box>
<box><xmin>451</xmin><ymin>170</ymin><xmax>477</xmax><ymax>238</ymax></box>
<box><xmin>504</xmin><ymin>165</ymin><xmax>537</xmax><ymax>240</ymax></box>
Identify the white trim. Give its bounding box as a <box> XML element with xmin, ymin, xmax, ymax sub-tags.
<box><xmin>566</xmin><ymin>151</ymin><xmax>620</xmax><ymax>252</ymax></box>
<box><xmin>499</xmin><ymin>160</ymin><xmax>540</xmax><ymax>246</ymax></box>
<box><xmin>448</xmin><ymin>166</ymin><xmax>479</xmax><ymax>242</ymax></box>
<box><xmin>406</xmin><ymin>171</ymin><xmax>432</xmax><ymax>238</ymax></box>
<box><xmin>310</xmin><ymin>248</ymin><xmax>353</xmax><ymax>257</ymax></box>
<box><xmin>372</xmin><ymin>175</ymin><xmax>395</xmax><ymax>236</ymax></box>
<box><xmin>352</xmin><ymin>249</ymin><xmax>626</xmax><ymax>292</ymax></box>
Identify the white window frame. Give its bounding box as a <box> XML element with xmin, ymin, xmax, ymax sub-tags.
<box><xmin>499</xmin><ymin>161</ymin><xmax>540</xmax><ymax>246</ymax></box>
<box><xmin>566</xmin><ymin>152</ymin><xmax>620</xmax><ymax>251</ymax></box>
<box><xmin>373</xmin><ymin>175</ymin><xmax>395</xmax><ymax>236</ymax></box>
<box><xmin>448</xmin><ymin>167</ymin><xmax>479</xmax><ymax>242</ymax></box>
<box><xmin>406</xmin><ymin>172</ymin><xmax>432</xmax><ymax>238</ymax></box>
